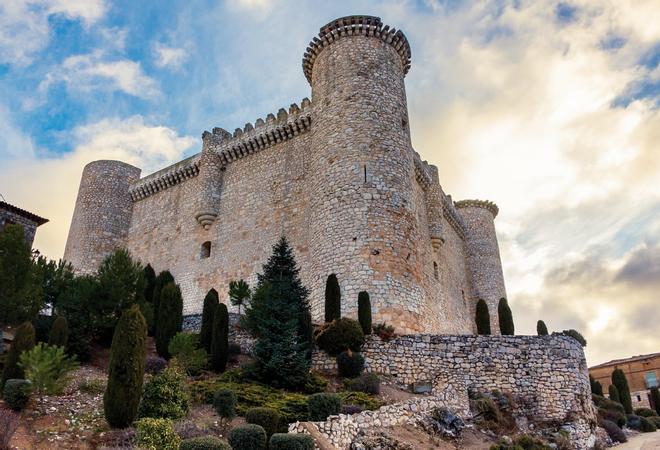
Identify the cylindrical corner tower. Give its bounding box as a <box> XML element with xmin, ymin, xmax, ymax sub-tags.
<box><xmin>305</xmin><ymin>16</ymin><xmax>425</xmax><ymax>331</ymax></box>
<box><xmin>455</xmin><ymin>200</ymin><xmax>507</xmax><ymax>334</ymax></box>
<box><xmin>64</xmin><ymin>160</ymin><xmax>141</xmax><ymax>274</ymax></box>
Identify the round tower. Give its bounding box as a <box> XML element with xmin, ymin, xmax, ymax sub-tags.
<box><xmin>64</xmin><ymin>160</ymin><xmax>141</xmax><ymax>274</ymax></box>
<box><xmin>305</xmin><ymin>16</ymin><xmax>424</xmax><ymax>331</ymax></box>
<box><xmin>454</xmin><ymin>200</ymin><xmax>507</xmax><ymax>334</ymax></box>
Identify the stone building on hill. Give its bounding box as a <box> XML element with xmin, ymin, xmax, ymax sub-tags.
<box><xmin>590</xmin><ymin>352</ymin><xmax>660</xmax><ymax>409</ymax></box>
<box><xmin>63</xmin><ymin>15</ymin><xmax>507</xmax><ymax>335</ymax></box>
<box><xmin>0</xmin><ymin>200</ymin><xmax>48</xmax><ymax>248</ymax></box>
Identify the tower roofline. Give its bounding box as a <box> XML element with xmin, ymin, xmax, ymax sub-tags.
<box><xmin>454</xmin><ymin>199</ymin><xmax>499</xmax><ymax>218</ymax></box>
<box><xmin>302</xmin><ymin>15</ymin><xmax>412</xmax><ymax>84</ymax></box>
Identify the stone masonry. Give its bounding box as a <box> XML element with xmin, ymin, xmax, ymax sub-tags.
<box><xmin>0</xmin><ymin>200</ymin><xmax>49</xmax><ymax>247</ymax></box>
<box><xmin>63</xmin><ymin>15</ymin><xmax>507</xmax><ymax>334</ymax></box>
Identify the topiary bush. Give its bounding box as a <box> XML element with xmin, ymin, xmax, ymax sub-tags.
<box><xmin>3</xmin><ymin>379</ymin><xmax>32</xmax><ymax>410</ymax></box>
<box><xmin>48</xmin><ymin>316</ymin><xmax>68</xmax><ymax>348</ymax></box>
<box><xmin>475</xmin><ymin>300</ymin><xmax>490</xmax><ymax>335</ymax></box>
<box><xmin>634</xmin><ymin>407</ymin><xmax>657</xmax><ymax>417</ymax></box>
<box><xmin>269</xmin><ymin>433</ymin><xmax>315</xmax><ymax>450</ymax></box>
<box><xmin>211</xmin><ymin>303</ymin><xmax>229</xmax><ymax>373</ymax></box>
<box><xmin>199</xmin><ymin>289</ymin><xmax>219</xmax><ymax>354</ymax></box>
<box><xmin>344</xmin><ymin>373</ymin><xmax>380</xmax><ymax>395</ymax></box>
<box><xmin>640</xmin><ymin>416</ymin><xmax>657</xmax><ymax>432</ymax></box>
<box><xmin>561</xmin><ymin>329</ymin><xmax>586</xmax><ymax>347</ymax></box>
<box><xmin>626</xmin><ymin>414</ymin><xmax>642</xmax><ymax>429</ymax></box>
<box><xmin>1</xmin><ymin>322</ymin><xmax>36</xmax><ymax>389</ymax></box>
<box><xmin>599</xmin><ymin>419</ymin><xmax>626</xmax><ymax>443</ymax></box>
<box><xmin>228</xmin><ymin>424</ymin><xmax>267</xmax><ymax>450</ymax></box>
<box><xmin>145</xmin><ymin>355</ymin><xmax>167</xmax><ymax>375</ymax></box>
<box><xmin>536</xmin><ymin>320</ymin><xmax>548</xmax><ymax>336</ymax></box>
<box><xmin>135</xmin><ymin>417</ymin><xmax>181</xmax><ymax>450</ymax></box>
<box><xmin>497</xmin><ymin>298</ymin><xmax>514</xmax><ymax>335</ymax></box>
<box><xmin>314</xmin><ymin>318</ymin><xmax>364</xmax><ymax>356</ymax></box>
<box><xmin>336</xmin><ymin>350</ymin><xmax>364</xmax><ymax>378</ymax></box>
<box><xmin>213</xmin><ymin>388</ymin><xmax>236</xmax><ymax>425</ymax></box>
<box><xmin>138</xmin><ymin>366</ymin><xmax>189</xmax><ymax>420</ymax></box>
<box><xmin>598</xmin><ymin>407</ymin><xmax>626</xmax><ymax>427</ymax></box>
<box><xmin>324</xmin><ymin>274</ymin><xmax>341</xmax><ymax>322</ymax></box>
<box><xmin>179</xmin><ymin>436</ymin><xmax>231</xmax><ymax>450</ymax></box>
<box><xmin>245</xmin><ymin>407</ymin><xmax>280</xmax><ymax>438</ymax></box>
<box><xmin>156</xmin><ymin>282</ymin><xmax>184</xmax><ymax>359</ymax></box>
<box><xmin>308</xmin><ymin>393</ymin><xmax>341</xmax><ymax>421</ymax></box>
<box><xmin>357</xmin><ymin>291</ymin><xmax>371</xmax><ymax>335</ymax></box>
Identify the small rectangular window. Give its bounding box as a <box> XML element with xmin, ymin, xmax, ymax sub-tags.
<box><xmin>645</xmin><ymin>372</ymin><xmax>658</xmax><ymax>388</ymax></box>
<box><xmin>201</xmin><ymin>241</ymin><xmax>211</xmax><ymax>259</ymax></box>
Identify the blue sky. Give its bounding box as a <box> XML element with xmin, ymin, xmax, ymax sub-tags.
<box><xmin>1</xmin><ymin>0</ymin><xmax>659</xmax><ymax>365</ymax></box>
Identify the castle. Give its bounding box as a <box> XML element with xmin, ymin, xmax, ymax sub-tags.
<box><xmin>64</xmin><ymin>15</ymin><xmax>507</xmax><ymax>334</ymax></box>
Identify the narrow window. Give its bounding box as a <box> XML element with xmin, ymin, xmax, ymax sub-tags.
<box><xmin>363</xmin><ymin>164</ymin><xmax>368</xmax><ymax>183</ymax></box>
<box><xmin>433</xmin><ymin>262</ymin><xmax>439</xmax><ymax>280</ymax></box>
<box><xmin>201</xmin><ymin>241</ymin><xmax>211</xmax><ymax>259</ymax></box>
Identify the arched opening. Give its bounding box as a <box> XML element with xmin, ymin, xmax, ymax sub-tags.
<box><xmin>433</xmin><ymin>262</ymin><xmax>439</xmax><ymax>280</ymax></box>
<box><xmin>201</xmin><ymin>241</ymin><xmax>212</xmax><ymax>259</ymax></box>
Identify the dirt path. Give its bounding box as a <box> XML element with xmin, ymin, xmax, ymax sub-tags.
<box><xmin>615</xmin><ymin>431</ymin><xmax>660</xmax><ymax>449</ymax></box>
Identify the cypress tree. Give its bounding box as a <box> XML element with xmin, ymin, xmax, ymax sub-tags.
<box><xmin>650</xmin><ymin>387</ymin><xmax>660</xmax><ymax>415</ymax></box>
<box><xmin>1</xmin><ymin>322</ymin><xmax>36</xmax><ymax>389</ymax></box>
<box><xmin>475</xmin><ymin>299</ymin><xmax>491</xmax><ymax>335</ymax></box>
<box><xmin>155</xmin><ymin>282</ymin><xmax>183</xmax><ymax>359</ymax></box>
<box><xmin>358</xmin><ymin>291</ymin><xmax>372</xmax><ymax>335</ymax></box>
<box><xmin>324</xmin><ymin>274</ymin><xmax>341</xmax><ymax>322</ymax></box>
<box><xmin>536</xmin><ymin>320</ymin><xmax>549</xmax><ymax>336</ymax></box>
<box><xmin>612</xmin><ymin>368</ymin><xmax>633</xmax><ymax>414</ymax></box>
<box><xmin>200</xmin><ymin>289</ymin><xmax>219</xmax><ymax>353</ymax></box>
<box><xmin>152</xmin><ymin>271</ymin><xmax>174</xmax><ymax>333</ymax></box>
<box><xmin>211</xmin><ymin>303</ymin><xmax>229</xmax><ymax>372</ymax></box>
<box><xmin>300</xmin><ymin>309</ymin><xmax>313</xmax><ymax>360</ymax></box>
<box><xmin>590</xmin><ymin>375</ymin><xmax>603</xmax><ymax>396</ymax></box>
<box><xmin>104</xmin><ymin>304</ymin><xmax>147</xmax><ymax>428</ymax></box>
<box><xmin>609</xmin><ymin>383</ymin><xmax>620</xmax><ymax>404</ymax></box>
<box><xmin>498</xmin><ymin>298</ymin><xmax>514</xmax><ymax>335</ymax></box>
<box><xmin>143</xmin><ymin>264</ymin><xmax>156</xmax><ymax>305</ymax></box>
<box><xmin>48</xmin><ymin>316</ymin><xmax>68</xmax><ymax>348</ymax></box>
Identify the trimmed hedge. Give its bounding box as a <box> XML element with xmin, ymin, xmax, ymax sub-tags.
<box><xmin>245</xmin><ymin>407</ymin><xmax>280</xmax><ymax>438</ymax></box>
<box><xmin>156</xmin><ymin>282</ymin><xmax>184</xmax><ymax>359</ymax></box>
<box><xmin>3</xmin><ymin>379</ymin><xmax>32</xmax><ymax>411</ymax></box>
<box><xmin>497</xmin><ymin>298</ymin><xmax>514</xmax><ymax>335</ymax></box>
<box><xmin>315</xmin><ymin>318</ymin><xmax>364</xmax><ymax>356</ymax></box>
<box><xmin>199</xmin><ymin>289</ymin><xmax>219</xmax><ymax>353</ymax></box>
<box><xmin>634</xmin><ymin>407</ymin><xmax>657</xmax><ymax>417</ymax></box>
<box><xmin>269</xmin><ymin>433</ymin><xmax>314</xmax><ymax>450</ymax></box>
<box><xmin>179</xmin><ymin>436</ymin><xmax>231</xmax><ymax>450</ymax></box>
<box><xmin>228</xmin><ymin>424</ymin><xmax>267</xmax><ymax>450</ymax></box>
<box><xmin>210</xmin><ymin>303</ymin><xmax>229</xmax><ymax>373</ymax></box>
<box><xmin>536</xmin><ymin>320</ymin><xmax>548</xmax><ymax>336</ymax></box>
<box><xmin>308</xmin><ymin>393</ymin><xmax>341</xmax><ymax>421</ymax></box>
<box><xmin>344</xmin><ymin>373</ymin><xmax>380</xmax><ymax>395</ymax></box>
<box><xmin>213</xmin><ymin>388</ymin><xmax>236</xmax><ymax>421</ymax></box>
<box><xmin>135</xmin><ymin>417</ymin><xmax>180</xmax><ymax>450</ymax></box>
<box><xmin>599</xmin><ymin>419</ymin><xmax>626</xmax><ymax>443</ymax></box>
<box><xmin>475</xmin><ymin>300</ymin><xmax>490</xmax><ymax>335</ymax></box>
<box><xmin>324</xmin><ymin>274</ymin><xmax>341</xmax><ymax>322</ymax></box>
<box><xmin>357</xmin><ymin>291</ymin><xmax>372</xmax><ymax>335</ymax></box>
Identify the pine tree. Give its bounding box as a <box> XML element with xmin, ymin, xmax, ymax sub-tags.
<box><xmin>1</xmin><ymin>322</ymin><xmax>36</xmax><ymax>389</ymax></box>
<box><xmin>358</xmin><ymin>291</ymin><xmax>372</xmax><ymax>335</ymax></box>
<box><xmin>612</xmin><ymin>368</ymin><xmax>633</xmax><ymax>414</ymax></box>
<box><xmin>609</xmin><ymin>383</ymin><xmax>620</xmax><ymax>404</ymax></box>
<box><xmin>243</xmin><ymin>237</ymin><xmax>312</xmax><ymax>388</ymax></box>
<box><xmin>324</xmin><ymin>274</ymin><xmax>341</xmax><ymax>322</ymax></box>
<box><xmin>536</xmin><ymin>320</ymin><xmax>549</xmax><ymax>336</ymax></box>
<box><xmin>104</xmin><ymin>304</ymin><xmax>147</xmax><ymax>428</ymax></box>
<box><xmin>152</xmin><ymin>271</ymin><xmax>174</xmax><ymax>334</ymax></box>
<box><xmin>200</xmin><ymin>289</ymin><xmax>219</xmax><ymax>353</ymax></box>
<box><xmin>475</xmin><ymin>299</ymin><xmax>491</xmax><ymax>335</ymax></box>
<box><xmin>48</xmin><ymin>316</ymin><xmax>68</xmax><ymax>348</ymax></box>
<box><xmin>650</xmin><ymin>387</ymin><xmax>660</xmax><ymax>415</ymax></box>
<box><xmin>229</xmin><ymin>280</ymin><xmax>251</xmax><ymax>315</ymax></box>
<box><xmin>211</xmin><ymin>303</ymin><xmax>229</xmax><ymax>372</ymax></box>
<box><xmin>155</xmin><ymin>283</ymin><xmax>183</xmax><ymax>358</ymax></box>
<box><xmin>498</xmin><ymin>298</ymin><xmax>514</xmax><ymax>335</ymax></box>
<box><xmin>590</xmin><ymin>375</ymin><xmax>603</xmax><ymax>396</ymax></box>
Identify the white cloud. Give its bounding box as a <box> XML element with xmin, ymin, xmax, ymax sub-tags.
<box><xmin>0</xmin><ymin>0</ymin><xmax>106</xmax><ymax>66</ymax></box>
<box><xmin>0</xmin><ymin>116</ymin><xmax>196</xmax><ymax>259</ymax></box>
<box><xmin>153</xmin><ymin>43</ymin><xmax>187</xmax><ymax>68</ymax></box>
<box><xmin>40</xmin><ymin>51</ymin><xmax>160</xmax><ymax>99</ymax></box>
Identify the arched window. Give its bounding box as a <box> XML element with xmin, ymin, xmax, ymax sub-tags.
<box><xmin>433</xmin><ymin>262</ymin><xmax>439</xmax><ymax>280</ymax></box>
<box><xmin>201</xmin><ymin>241</ymin><xmax>211</xmax><ymax>259</ymax></box>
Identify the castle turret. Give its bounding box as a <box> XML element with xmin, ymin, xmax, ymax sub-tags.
<box><xmin>305</xmin><ymin>16</ymin><xmax>425</xmax><ymax>331</ymax></box>
<box><xmin>64</xmin><ymin>160</ymin><xmax>141</xmax><ymax>273</ymax></box>
<box><xmin>455</xmin><ymin>200</ymin><xmax>506</xmax><ymax>334</ymax></box>
<box><xmin>425</xmin><ymin>164</ymin><xmax>445</xmax><ymax>250</ymax></box>
<box><xmin>195</xmin><ymin>129</ymin><xmax>229</xmax><ymax>229</ymax></box>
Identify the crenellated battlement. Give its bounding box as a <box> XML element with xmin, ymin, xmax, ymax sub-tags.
<box><xmin>454</xmin><ymin>199</ymin><xmax>500</xmax><ymax>218</ymax></box>
<box><xmin>302</xmin><ymin>15</ymin><xmax>412</xmax><ymax>84</ymax></box>
<box><xmin>129</xmin><ymin>154</ymin><xmax>201</xmax><ymax>201</ymax></box>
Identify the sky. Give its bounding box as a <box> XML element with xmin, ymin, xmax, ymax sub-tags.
<box><xmin>1</xmin><ymin>0</ymin><xmax>659</xmax><ymax>366</ymax></box>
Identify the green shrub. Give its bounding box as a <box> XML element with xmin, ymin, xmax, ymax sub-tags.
<box><xmin>246</xmin><ymin>407</ymin><xmax>280</xmax><ymax>438</ymax></box>
<box><xmin>78</xmin><ymin>378</ymin><xmax>105</xmax><ymax>394</ymax></box>
<box><xmin>651</xmin><ymin>387</ymin><xmax>660</xmax><ymax>415</ymax></box>
<box><xmin>612</xmin><ymin>368</ymin><xmax>632</xmax><ymax>414</ymax></box>
<box><xmin>315</xmin><ymin>318</ymin><xmax>364</xmax><ymax>356</ymax></box>
<box><xmin>303</xmin><ymin>372</ymin><xmax>328</xmax><ymax>394</ymax></box>
<box><xmin>156</xmin><ymin>282</ymin><xmax>184</xmax><ymax>358</ymax></box>
<box><xmin>344</xmin><ymin>373</ymin><xmax>380</xmax><ymax>395</ymax></box>
<box><xmin>640</xmin><ymin>416</ymin><xmax>657</xmax><ymax>432</ymax></box>
<box><xmin>497</xmin><ymin>298</ymin><xmax>514</xmax><ymax>335</ymax></box>
<box><xmin>590</xmin><ymin>375</ymin><xmax>603</xmax><ymax>396</ymax></box>
<box><xmin>536</xmin><ymin>320</ymin><xmax>548</xmax><ymax>336</ymax></box>
<box><xmin>104</xmin><ymin>304</ymin><xmax>147</xmax><ymax>428</ymax></box>
<box><xmin>598</xmin><ymin>406</ymin><xmax>626</xmax><ymax>427</ymax></box>
<box><xmin>561</xmin><ymin>329</ymin><xmax>586</xmax><ymax>347</ymax></box>
<box><xmin>48</xmin><ymin>316</ymin><xmax>68</xmax><ymax>348</ymax></box>
<box><xmin>3</xmin><ymin>379</ymin><xmax>32</xmax><ymax>410</ymax></box>
<box><xmin>475</xmin><ymin>300</ymin><xmax>491</xmax><ymax>335</ymax></box>
<box><xmin>609</xmin><ymin>384</ymin><xmax>621</xmax><ymax>404</ymax></box>
<box><xmin>135</xmin><ymin>417</ymin><xmax>181</xmax><ymax>450</ymax></box>
<box><xmin>146</xmin><ymin>355</ymin><xmax>168</xmax><ymax>374</ymax></box>
<box><xmin>336</xmin><ymin>391</ymin><xmax>382</xmax><ymax>410</ymax></box>
<box><xmin>324</xmin><ymin>274</ymin><xmax>341</xmax><ymax>322</ymax></box>
<box><xmin>647</xmin><ymin>416</ymin><xmax>660</xmax><ymax>428</ymax></box>
<box><xmin>269</xmin><ymin>433</ymin><xmax>314</xmax><ymax>450</ymax></box>
<box><xmin>179</xmin><ymin>436</ymin><xmax>231</xmax><ymax>450</ymax></box>
<box><xmin>308</xmin><ymin>393</ymin><xmax>341</xmax><ymax>421</ymax></box>
<box><xmin>634</xmin><ymin>407</ymin><xmax>657</xmax><ymax>417</ymax></box>
<box><xmin>336</xmin><ymin>350</ymin><xmax>364</xmax><ymax>378</ymax></box>
<box><xmin>1</xmin><ymin>322</ymin><xmax>36</xmax><ymax>389</ymax></box>
<box><xmin>138</xmin><ymin>366</ymin><xmax>190</xmax><ymax>420</ymax></box>
<box><xmin>229</xmin><ymin>279</ymin><xmax>251</xmax><ymax>316</ymax></box>
<box><xmin>228</xmin><ymin>424</ymin><xmax>267</xmax><ymax>450</ymax></box>
<box><xmin>599</xmin><ymin>419</ymin><xmax>626</xmax><ymax>443</ymax></box>
<box><xmin>372</xmin><ymin>322</ymin><xmax>395</xmax><ymax>341</ymax></box>
<box><xmin>626</xmin><ymin>414</ymin><xmax>642</xmax><ymax>429</ymax></box>
<box><xmin>19</xmin><ymin>343</ymin><xmax>78</xmax><ymax>410</ymax></box>
<box><xmin>32</xmin><ymin>315</ymin><xmax>55</xmax><ymax>344</ymax></box>
<box><xmin>357</xmin><ymin>291</ymin><xmax>372</xmax><ymax>335</ymax></box>
<box><xmin>168</xmin><ymin>332</ymin><xmax>208</xmax><ymax>375</ymax></box>
<box><xmin>153</xmin><ymin>270</ymin><xmax>175</xmax><ymax>329</ymax></box>
<box><xmin>213</xmin><ymin>388</ymin><xmax>236</xmax><ymax>424</ymax></box>
<box><xmin>199</xmin><ymin>289</ymin><xmax>219</xmax><ymax>353</ymax></box>
<box><xmin>210</xmin><ymin>303</ymin><xmax>229</xmax><ymax>373</ymax></box>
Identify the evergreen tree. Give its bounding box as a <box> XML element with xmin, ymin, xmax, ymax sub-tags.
<box><xmin>358</xmin><ymin>291</ymin><xmax>372</xmax><ymax>335</ymax></box>
<box><xmin>152</xmin><ymin>271</ymin><xmax>174</xmax><ymax>334</ymax></box>
<box><xmin>243</xmin><ymin>237</ymin><xmax>312</xmax><ymax>389</ymax></box>
<box><xmin>229</xmin><ymin>279</ymin><xmax>251</xmax><ymax>315</ymax></box>
<box><xmin>475</xmin><ymin>299</ymin><xmax>491</xmax><ymax>335</ymax></box>
<box><xmin>210</xmin><ymin>303</ymin><xmax>229</xmax><ymax>372</ymax></box>
<box><xmin>324</xmin><ymin>274</ymin><xmax>341</xmax><ymax>322</ymax></box>
<box><xmin>300</xmin><ymin>309</ymin><xmax>314</xmax><ymax>360</ymax></box>
<box><xmin>589</xmin><ymin>375</ymin><xmax>603</xmax><ymax>396</ymax></box>
<box><xmin>35</xmin><ymin>256</ymin><xmax>74</xmax><ymax>310</ymax></box>
<box><xmin>48</xmin><ymin>316</ymin><xmax>68</xmax><ymax>348</ymax></box>
<box><xmin>104</xmin><ymin>304</ymin><xmax>147</xmax><ymax>428</ymax></box>
<box><xmin>609</xmin><ymin>383</ymin><xmax>620</xmax><ymax>404</ymax></box>
<box><xmin>155</xmin><ymin>282</ymin><xmax>183</xmax><ymax>359</ymax></box>
<box><xmin>0</xmin><ymin>224</ymin><xmax>44</xmax><ymax>326</ymax></box>
<box><xmin>536</xmin><ymin>320</ymin><xmax>549</xmax><ymax>336</ymax></box>
<box><xmin>1</xmin><ymin>321</ymin><xmax>36</xmax><ymax>389</ymax></box>
<box><xmin>143</xmin><ymin>264</ymin><xmax>156</xmax><ymax>335</ymax></box>
<box><xmin>650</xmin><ymin>387</ymin><xmax>660</xmax><ymax>415</ymax></box>
<box><xmin>612</xmin><ymin>368</ymin><xmax>633</xmax><ymax>414</ymax></box>
<box><xmin>498</xmin><ymin>298</ymin><xmax>514</xmax><ymax>335</ymax></box>
<box><xmin>200</xmin><ymin>289</ymin><xmax>219</xmax><ymax>353</ymax></box>
<box><xmin>55</xmin><ymin>275</ymin><xmax>98</xmax><ymax>362</ymax></box>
